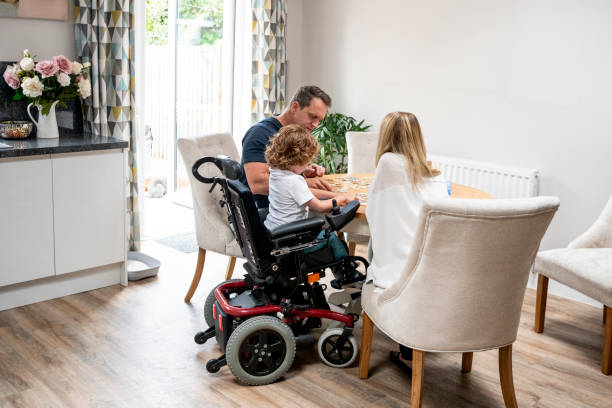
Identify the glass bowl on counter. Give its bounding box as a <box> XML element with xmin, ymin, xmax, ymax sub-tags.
<box><xmin>0</xmin><ymin>120</ymin><xmax>34</xmax><ymax>139</ymax></box>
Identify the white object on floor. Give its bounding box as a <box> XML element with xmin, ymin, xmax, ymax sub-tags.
<box><xmin>127</xmin><ymin>251</ymin><xmax>161</xmax><ymax>281</ymax></box>
<box><xmin>147</xmin><ymin>176</ymin><xmax>167</xmax><ymax>198</ymax></box>
<box><xmin>127</xmin><ymin>260</ymin><xmax>149</xmax><ymax>271</ymax></box>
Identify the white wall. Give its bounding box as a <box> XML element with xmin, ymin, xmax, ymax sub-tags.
<box><xmin>294</xmin><ymin>0</ymin><xmax>612</xmax><ymax>306</ymax></box>
<box><xmin>286</xmin><ymin>0</ymin><xmax>304</xmax><ymax>98</ymax></box>
<box><xmin>0</xmin><ymin>5</ymin><xmax>74</xmax><ymax>60</ymax></box>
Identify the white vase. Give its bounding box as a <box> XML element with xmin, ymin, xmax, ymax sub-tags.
<box><xmin>27</xmin><ymin>100</ymin><xmax>60</xmax><ymax>139</ymax></box>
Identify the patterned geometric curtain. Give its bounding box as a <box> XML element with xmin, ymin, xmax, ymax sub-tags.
<box><xmin>251</xmin><ymin>0</ymin><xmax>287</xmax><ymax>123</ymax></box>
<box><xmin>74</xmin><ymin>0</ymin><xmax>140</xmax><ymax>251</ymax></box>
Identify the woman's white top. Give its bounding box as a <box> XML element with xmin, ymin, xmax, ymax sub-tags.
<box><xmin>264</xmin><ymin>168</ymin><xmax>314</xmax><ymax>230</ymax></box>
<box><xmin>365</xmin><ymin>152</ymin><xmax>449</xmax><ymax>289</ymax></box>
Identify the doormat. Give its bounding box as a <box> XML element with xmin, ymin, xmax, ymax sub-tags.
<box><xmin>156</xmin><ymin>232</ymin><xmax>198</xmax><ymax>253</ymax></box>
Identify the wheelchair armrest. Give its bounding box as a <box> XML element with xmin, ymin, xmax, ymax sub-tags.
<box><xmin>325</xmin><ymin>200</ymin><xmax>360</xmax><ymax>231</ymax></box>
<box><xmin>258</xmin><ymin>207</ymin><xmax>269</xmax><ymax>223</ymax></box>
<box><xmin>269</xmin><ymin>218</ymin><xmax>324</xmax><ymax>239</ymax></box>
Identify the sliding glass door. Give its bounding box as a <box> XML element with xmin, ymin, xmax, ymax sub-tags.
<box><xmin>144</xmin><ymin>0</ymin><xmax>234</xmax><ymax>197</ymax></box>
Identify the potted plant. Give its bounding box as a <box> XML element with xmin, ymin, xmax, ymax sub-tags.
<box><xmin>311</xmin><ymin>112</ymin><xmax>371</xmax><ymax>174</ymax></box>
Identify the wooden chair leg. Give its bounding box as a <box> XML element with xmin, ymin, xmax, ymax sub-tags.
<box><xmin>411</xmin><ymin>350</ymin><xmax>424</xmax><ymax>408</ymax></box>
<box><xmin>225</xmin><ymin>256</ymin><xmax>236</xmax><ymax>280</ymax></box>
<box><xmin>359</xmin><ymin>312</ymin><xmax>374</xmax><ymax>379</ymax></box>
<box><xmin>534</xmin><ymin>274</ymin><xmax>549</xmax><ymax>333</ymax></box>
<box><xmin>461</xmin><ymin>352</ymin><xmax>473</xmax><ymax>373</ymax></box>
<box><xmin>603</xmin><ymin>305</ymin><xmax>612</xmax><ymax>375</ymax></box>
<box><xmin>348</xmin><ymin>242</ymin><xmax>357</xmax><ymax>256</ymax></box>
<box><xmin>604</xmin><ymin>306</ymin><xmax>608</xmax><ymax>325</ymax></box>
<box><xmin>184</xmin><ymin>248</ymin><xmax>206</xmax><ymax>302</ymax></box>
<box><xmin>499</xmin><ymin>345</ymin><xmax>518</xmax><ymax>408</ymax></box>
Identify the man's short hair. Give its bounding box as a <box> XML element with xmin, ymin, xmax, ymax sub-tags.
<box><xmin>290</xmin><ymin>86</ymin><xmax>332</xmax><ymax>109</ymax></box>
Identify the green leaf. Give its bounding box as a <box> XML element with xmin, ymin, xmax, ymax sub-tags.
<box><xmin>313</xmin><ymin>111</ymin><xmax>371</xmax><ymax>174</ymax></box>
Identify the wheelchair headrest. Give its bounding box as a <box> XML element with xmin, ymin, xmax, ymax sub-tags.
<box><xmin>192</xmin><ymin>155</ymin><xmax>243</xmax><ymax>184</ymax></box>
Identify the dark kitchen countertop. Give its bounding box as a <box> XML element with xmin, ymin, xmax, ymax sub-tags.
<box><xmin>0</xmin><ymin>130</ymin><xmax>128</xmax><ymax>158</ymax></box>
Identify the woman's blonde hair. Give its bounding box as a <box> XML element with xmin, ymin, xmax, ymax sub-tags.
<box><xmin>265</xmin><ymin>124</ymin><xmax>320</xmax><ymax>170</ymax></box>
<box><xmin>375</xmin><ymin>111</ymin><xmax>440</xmax><ymax>188</ymax></box>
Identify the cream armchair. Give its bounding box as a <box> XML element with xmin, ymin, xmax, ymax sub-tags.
<box><xmin>177</xmin><ymin>133</ymin><xmax>243</xmax><ymax>302</ymax></box>
<box><xmin>534</xmin><ymin>194</ymin><xmax>612</xmax><ymax>374</ymax></box>
<box><xmin>344</xmin><ymin>131</ymin><xmax>379</xmax><ymax>254</ymax></box>
<box><xmin>359</xmin><ymin>197</ymin><xmax>559</xmax><ymax>408</ymax></box>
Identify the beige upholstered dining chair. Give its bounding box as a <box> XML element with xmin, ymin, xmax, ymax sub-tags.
<box><xmin>344</xmin><ymin>131</ymin><xmax>379</xmax><ymax>254</ymax></box>
<box><xmin>534</xmin><ymin>194</ymin><xmax>612</xmax><ymax>374</ymax></box>
<box><xmin>359</xmin><ymin>197</ymin><xmax>559</xmax><ymax>408</ymax></box>
<box><xmin>177</xmin><ymin>133</ymin><xmax>243</xmax><ymax>302</ymax></box>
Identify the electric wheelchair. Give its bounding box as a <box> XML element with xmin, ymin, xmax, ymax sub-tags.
<box><xmin>191</xmin><ymin>155</ymin><xmax>368</xmax><ymax>385</ymax></box>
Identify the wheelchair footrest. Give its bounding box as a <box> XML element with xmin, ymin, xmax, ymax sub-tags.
<box><xmin>330</xmin><ymin>273</ymin><xmax>366</xmax><ymax>290</ymax></box>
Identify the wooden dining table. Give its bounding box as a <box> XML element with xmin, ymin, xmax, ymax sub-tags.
<box><xmin>323</xmin><ymin>173</ymin><xmax>492</xmax><ymax>220</ymax></box>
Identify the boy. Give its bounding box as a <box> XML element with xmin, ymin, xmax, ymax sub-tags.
<box><xmin>263</xmin><ymin>124</ymin><xmax>363</xmax><ymax>285</ymax></box>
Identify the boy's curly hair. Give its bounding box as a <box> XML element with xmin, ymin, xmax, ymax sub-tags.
<box><xmin>265</xmin><ymin>125</ymin><xmax>320</xmax><ymax>170</ymax></box>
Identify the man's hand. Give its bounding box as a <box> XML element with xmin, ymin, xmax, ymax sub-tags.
<box><xmin>303</xmin><ymin>164</ymin><xmax>325</xmax><ymax>178</ymax></box>
<box><xmin>306</xmin><ymin>176</ymin><xmax>332</xmax><ymax>191</ymax></box>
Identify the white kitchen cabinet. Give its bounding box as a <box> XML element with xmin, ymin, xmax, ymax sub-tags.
<box><xmin>0</xmin><ymin>147</ymin><xmax>126</xmax><ymax>311</ymax></box>
<box><xmin>52</xmin><ymin>150</ymin><xmax>125</xmax><ymax>275</ymax></box>
<box><xmin>0</xmin><ymin>155</ymin><xmax>55</xmax><ymax>286</ymax></box>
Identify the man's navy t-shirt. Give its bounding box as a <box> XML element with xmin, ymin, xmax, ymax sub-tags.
<box><xmin>240</xmin><ymin>116</ymin><xmax>282</xmax><ymax>208</ymax></box>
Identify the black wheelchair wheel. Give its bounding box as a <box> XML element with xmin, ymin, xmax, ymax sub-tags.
<box><xmin>203</xmin><ymin>279</ymin><xmax>243</xmax><ymax>328</ymax></box>
<box><xmin>225</xmin><ymin>316</ymin><xmax>296</xmax><ymax>385</ymax></box>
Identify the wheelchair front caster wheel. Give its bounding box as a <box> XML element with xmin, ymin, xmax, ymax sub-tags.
<box><xmin>317</xmin><ymin>328</ymin><xmax>358</xmax><ymax>368</ymax></box>
<box><xmin>194</xmin><ymin>332</ymin><xmax>207</xmax><ymax>344</ymax></box>
<box><xmin>206</xmin><ymin>356</ymin><xmax>227</xmax><ymax>373</ymax></box>
<box><xmin>194</xmin><ymin>326</ymin><xmax>215</xmax><ymax>345</ymax></box>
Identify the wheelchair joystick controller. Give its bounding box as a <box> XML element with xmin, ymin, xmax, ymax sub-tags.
<box><xmin>331</xmin><ymin>199</ymin><xmax>341</xmax><ymax>215</ymax></box>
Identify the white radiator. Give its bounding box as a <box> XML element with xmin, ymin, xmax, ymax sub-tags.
<box><xmin>429</xmin><ymin>154</ymin><xmax>539</xmax><ymax>198</ymax></box>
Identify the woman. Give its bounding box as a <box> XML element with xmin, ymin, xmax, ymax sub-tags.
<box><xmin>366</xmin><ymin>111</ymin><xmax>449</xmax><ymax>289</ymax></box>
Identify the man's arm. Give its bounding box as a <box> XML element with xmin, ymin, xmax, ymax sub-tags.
<box><xmin>310</xmin><ymin>187</ymin><xmax>335</xmax><ymax>199</ymax></box>
<box><xmin>305</xmin><ymin>177</ymin><xmax>332</xmax><ymax>191</ymax></box>
<box><xmin>244</xmin><ymin>162</ymin><xmax>270</xmax><ymax>195</ymax></box>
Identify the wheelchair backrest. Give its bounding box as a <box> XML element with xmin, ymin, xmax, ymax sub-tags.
<box><xmin>225</xmin><ymin>179</ymin><xmax>273</xmax><ymax>274</ymax></box>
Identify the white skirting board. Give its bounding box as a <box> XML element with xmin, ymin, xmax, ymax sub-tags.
<box><xmin>0</xmin><ymin>262</ymin><xmax>124</xmax><ymax>312</ymax></box>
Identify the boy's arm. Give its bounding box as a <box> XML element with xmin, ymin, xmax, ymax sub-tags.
<box><xmin>305</xmin><ymin>194</ymin><xmax>356</xmax><ymax>213</ymax></box>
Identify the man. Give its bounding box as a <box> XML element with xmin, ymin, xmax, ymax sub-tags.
<box><xmin>240</xmin><ymin>85</ymin><xmax>334</xmax><ymax>208</ymax></box>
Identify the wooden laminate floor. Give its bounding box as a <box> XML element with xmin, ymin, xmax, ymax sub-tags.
<box><xmin>0</xmin><ymin>241</ymin><xmax>611</xmax><ymax>408</ymax></box>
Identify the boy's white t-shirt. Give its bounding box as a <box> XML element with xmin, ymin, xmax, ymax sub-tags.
<box><xmin>264</xmin><ymin>168</ymin><xmax>314</xmax><ymax>230</ymax></box>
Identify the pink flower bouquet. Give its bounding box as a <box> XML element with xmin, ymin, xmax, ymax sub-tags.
<box><xmin>3</xmin><ymin>49</ymin><xmax>92</xmax><ymax>115</ymax></box>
